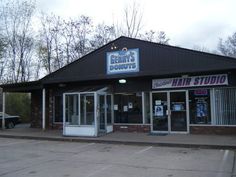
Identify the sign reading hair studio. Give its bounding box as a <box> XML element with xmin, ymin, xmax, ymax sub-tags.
<box><xmin>106</xmin><ymin>48</ymin><xmax>139</xmax><ymax>74</ymax></box>
<box><xmin>152</xmin><ymin>74</ymin><xmax>228</xmax><ymax>89</ymax></box>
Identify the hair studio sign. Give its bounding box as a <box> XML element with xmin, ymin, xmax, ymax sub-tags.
<box><xmin>152</xmin><ymin>74</ymin><xmax>228</xmax><ymax>89</ymax></box>
<box><xmin>106</xmin><ymin>48</ymin><xmax>139</xmax><ymax>75</ymax></box>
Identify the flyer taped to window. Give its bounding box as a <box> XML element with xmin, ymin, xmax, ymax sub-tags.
<box><xmin>154</xmin><ymin>105</ymin><xmax>164</xmax><ymax>116</ymax></box>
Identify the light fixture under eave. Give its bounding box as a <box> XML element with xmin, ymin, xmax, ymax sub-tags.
<box><xmin>58</xmin><ymin>83</ymin><xmax>66</xmax><ymax>87</ymax></box>
<box><xmin>119</xmin><ymin>79</ymin><xmax>126</xmax><ymax>84</ymax></box>
<box><xmin>111</xmin><ymin>43</ymin><xmax>117</xmax><ymax>50</ymax></box>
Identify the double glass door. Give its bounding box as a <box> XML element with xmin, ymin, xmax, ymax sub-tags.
<box><xmin>151</xmin><ymin>91</ymin><xmax>188</xmax><ymax>133</ymax></box>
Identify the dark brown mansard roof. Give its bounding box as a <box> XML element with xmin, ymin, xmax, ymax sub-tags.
<box><xmin>2</xmin><ymin>36</ymin><xmax>236</xmax><ymax>92</ymax></box>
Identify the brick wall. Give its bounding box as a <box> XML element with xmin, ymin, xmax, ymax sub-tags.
<box><xmin>48</xmin><ymin>89</ymin><xmax>54</xmax><ymax>129</ymax></box>
<box><xmin>190</xmin><ymin>126</ymin><xmax>236</xmax><ymax>135</ymax></box>
<box><xmin>31</xmin><ymin>89</ymin><xmax>53</xmax><ymax>129</ymax></box>
<box><xmin>113</xmin><ymin>124</ymin><xmax>150</xmax><ymax>133</ymax></box>
<box><xmin>31</xmin><ymin>91</ymin><xmax>42</xmax><ymax>128</ymax></box>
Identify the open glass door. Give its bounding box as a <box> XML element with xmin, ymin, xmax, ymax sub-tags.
<box><xmin>151</xmin><ymin>92</ymin><xmax>168</xmax><ymax>132</ymax></box>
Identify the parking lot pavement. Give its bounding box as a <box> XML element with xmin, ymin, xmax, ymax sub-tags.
<box><xmin>0</xmin><ymin>138</ymin><xmax>235</xmax><ymax>177</ymax></box>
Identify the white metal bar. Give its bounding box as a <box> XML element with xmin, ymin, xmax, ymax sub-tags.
<box><xmin>111</xmin><ymin>94</ymin><xmax>114</xmax><ymax>124</ymax></box>
<box><xmin>167</xmin><ymin>92</ymin><xmax>171</xmax><ymax>133</ymax></box>
<box><xmin>210</xmin><ymin>89</ymin><xmax>216</xmax><ymax>125</ymax></box>
<box><xmin>2</xmin><ymin>92</ymin><xmax>5</xmax><ymax>129</ymax></box>
<box><xmin>42</xmin><ymin>88</ymin><xmax>46</xmax><ymax>130</ymax></box>
<box><xmin>84</xmin><ymin>96</ymin><xmax>87</xmax><ymax>125</ymax></box>
<box><xmin>186</xmin><ymin>90</ymin><xmax>190</xmax><ymax>133</ymax></box>
<box><xmin>78</xmin><ymin>93</ymin><xmax>81</xmax><ymax>125</ymax></box>
<box><xmin>94</xmin><ymin>92</ymin><xmax>98</xmax><ymax>136</ymax></box>
<box><xmin>142</xmin><ymin>92</ymin><xmax>145</xmax><ymax>124</ymax></box>
<box><xmin>63</xmin><ymin>93</ymin><xmax>66</xmax><ymax>135</ymax></box>
<box><xmin>149</xmin><ymin>92</ymin><xmax>153</xmax><ymax>132</ymax></box>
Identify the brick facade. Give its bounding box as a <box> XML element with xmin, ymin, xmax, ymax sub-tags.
<box><xmin>113</xmin><ymin>124</ymin><xmax>151</xmax><ymax>133</ymax></box>
<box><xmin>190</xmin><ymin>126</ymin><xmax>236</xmax><ymax>135</ymax></box>
<box><xmin>31</xmin><ymin>89</ymin><xmax>53</xmax><ymax>129</ymax></box>
<box><xmin>48</xmin><ymin>89</ymin><xmax>54</xmax><ymax>129</ymax></box>
<box><xmin>31</xmin><ymin>91</ymin><xmax>42</xmax><ymax>128</ymax></box>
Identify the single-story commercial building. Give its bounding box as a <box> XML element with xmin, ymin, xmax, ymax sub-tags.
<box><xmin>1</xmin><ymin>36</ymin><xmax>236</xmax><ymax>136</ymax></box>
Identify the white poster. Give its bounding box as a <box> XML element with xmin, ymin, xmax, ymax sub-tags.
<box><xmin>154</xmin><ymin>105</ymin><xmax>164</xmax><ymax>116</ymax></box>
<box><xmin>155</xmin><ymin>100</ymin><xmax>162</xmax><ymax>105</ymax></box>
<box><xmin>114</xmin><ymin>105</ymin><xmax>118</xmax><ymax>110</ymax></box>
<box><xmin>128</xmin><ymin>102</ymin><xmax>133</xmax><ymax>109</ymax></box>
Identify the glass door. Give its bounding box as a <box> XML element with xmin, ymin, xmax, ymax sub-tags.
<box><xmin>80</xmin><ymin>94</ymin><xmax>95</xmax><ymax>125</ymax></box>
<box><xmin>170</xmin><ymin>91</ymin><xmax>187</xmax><ymax>132</ymax></box>
<box><xmin>151</xmin><ymin>92</ymin><xmax>169</xmax><ymax>132</ymax></box>
<box><xmin>98</xmin><ymin>94</ymin><xmax>106</xmax><ymax>132</ymax></box>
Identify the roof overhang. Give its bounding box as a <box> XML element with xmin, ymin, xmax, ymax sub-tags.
<box><xmin>0</xmin><ymin>81</ymin><xmax>42</xmax><ymax>92</ymax></box>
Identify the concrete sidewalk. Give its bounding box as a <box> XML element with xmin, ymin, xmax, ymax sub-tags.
<box><xmin>0</xmin><ymin>126</ymin><xmax>236</xmax><ymax>149</ymax></box>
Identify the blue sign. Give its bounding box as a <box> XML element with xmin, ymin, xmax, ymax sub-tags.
<box><xmin>106</xmin><ymin>48</ymin><xmax>139</xmax><ymax>75</ymax></box>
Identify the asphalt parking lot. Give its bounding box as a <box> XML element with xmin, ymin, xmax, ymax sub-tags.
<box><xmin>0</xmin><ymin>138</ymin><xmax>235</xmax><ymax>177</ymax></box>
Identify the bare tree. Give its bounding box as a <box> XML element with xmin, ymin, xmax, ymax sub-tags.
<box><xmin>0</xmin><ymin>37</ymin><xmax>7</xmax><ymax>82</ymax></box>
<box><xmin>90</xmin><ymin>23</ymin><xmax>116</xmax><ymax>49</ymax></box>
<box><xmin>38</xmin><ymin>13</ymin><xmax>63</xmax><ymax>74</ymax></box>
<box><xmin>140</xmin><ymin>30</ymin><xmax>170</xmax><ymax>44</ymax></box>
<box><xmin>0</xmin><ymin>0</ymin><xmax>36</xmax><ymax>83</ymax></box>
<box><xmin>60</xmin><ymin>19</ymin><xmax>74</xmax><ymax>64</ymax></box>
<box><xmin>218</xmin><ymin>32</ymin><xmax>236</xmax><ymax>58</ymax></box>
<box><xmin>192</xmin><ymin>45</ymin><xmax>211</xmax><ymax>53</ymax></box>
<box><xmin>71</xmin><ymin>16</ymin><xmax>93</xmax><ymax>59</ymax></box>
<box><xmin>38</xmin><ymin>14</ymin><xmax>93</xmax><ymax>74</ymax></box>
<box><xmin>114</xmin><ymin>2</ymin><xmax>143</xmax><ymax>38</ymax></box>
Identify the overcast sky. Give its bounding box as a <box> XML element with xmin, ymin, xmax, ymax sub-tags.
<box><xmin>37</xmin><ymin>0</ymin><xmax>236</xmax><ymax>50</ymax></box>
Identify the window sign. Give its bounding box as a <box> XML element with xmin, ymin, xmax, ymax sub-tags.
<box><xmin>114</xmin><ymin>105</ymin><xmax>118</xmax><ymax>110</ymax></box>
<box><xmin>106</xmin><ymin>48</ymin><xmax>139</xmax><ymax>74</ymax></box>
<box><xmin>154</xmin><ymin>105</ymin><xmax>164</xmax><ymax>116</ymax></box>
<box><xmin>152</xmin><ymin>74</ymin><xmax>228</xmax><ymax>89</ymax></box>
<box><xmin>155</xmin><ymin>100</ymin><xmax>162</xmax><ymax>105</ymax></box>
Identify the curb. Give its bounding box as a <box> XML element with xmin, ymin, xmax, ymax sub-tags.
<box><xmin>0</xmin><ymin>134</ymin><xmax>236</xmax><ymax>150</ymax></box>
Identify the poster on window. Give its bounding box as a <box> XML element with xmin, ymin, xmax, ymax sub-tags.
<box><xmin>196</xmin><ymin>101</ymin><xmax>207</xmax><ymax>117</ymax></box>
<box><xmin>154</xmin><ymin>105</ymin><xmax>164</xmax><ymax>116</ymax></box>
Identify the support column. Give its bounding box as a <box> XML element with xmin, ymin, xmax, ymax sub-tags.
<box><xmin>2</xmin><ymin>92</ymin><xmax>5</xmax><ymax>129</ymax></box>
<box><xmin>42</xmin><ymin>88</ymin><xmax>46</xmax><ymax>130</ymax></box>
<box><xmin>94</xmin><ymin>92</ymin><xmax>98</xmax><ymax>136</ymax></box>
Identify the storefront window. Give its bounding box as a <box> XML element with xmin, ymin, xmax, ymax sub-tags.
<box><xmin>65</xmin><ymin>94</ymin><xmax>79</xmax><ymax>125</ymax></box>
<box><xmin>189</xmin><ymin>89</ymin><xmax>211</xmax><ymax>124</ymax></box>
<box><xmin>114</xmin><ymin>92</ymin><xmax>142</xmax><ymax>124</ymax></box>
<box><xmin>214</xmin><ymin>88</ymin><xmax>236</xmax><ymax>125</ymax></box>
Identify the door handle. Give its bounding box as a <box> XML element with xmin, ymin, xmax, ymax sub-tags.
<box><xmin>166</xmin><ymin>110</ymin><xmax>171</xmax><ymax>116</ymax></box>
